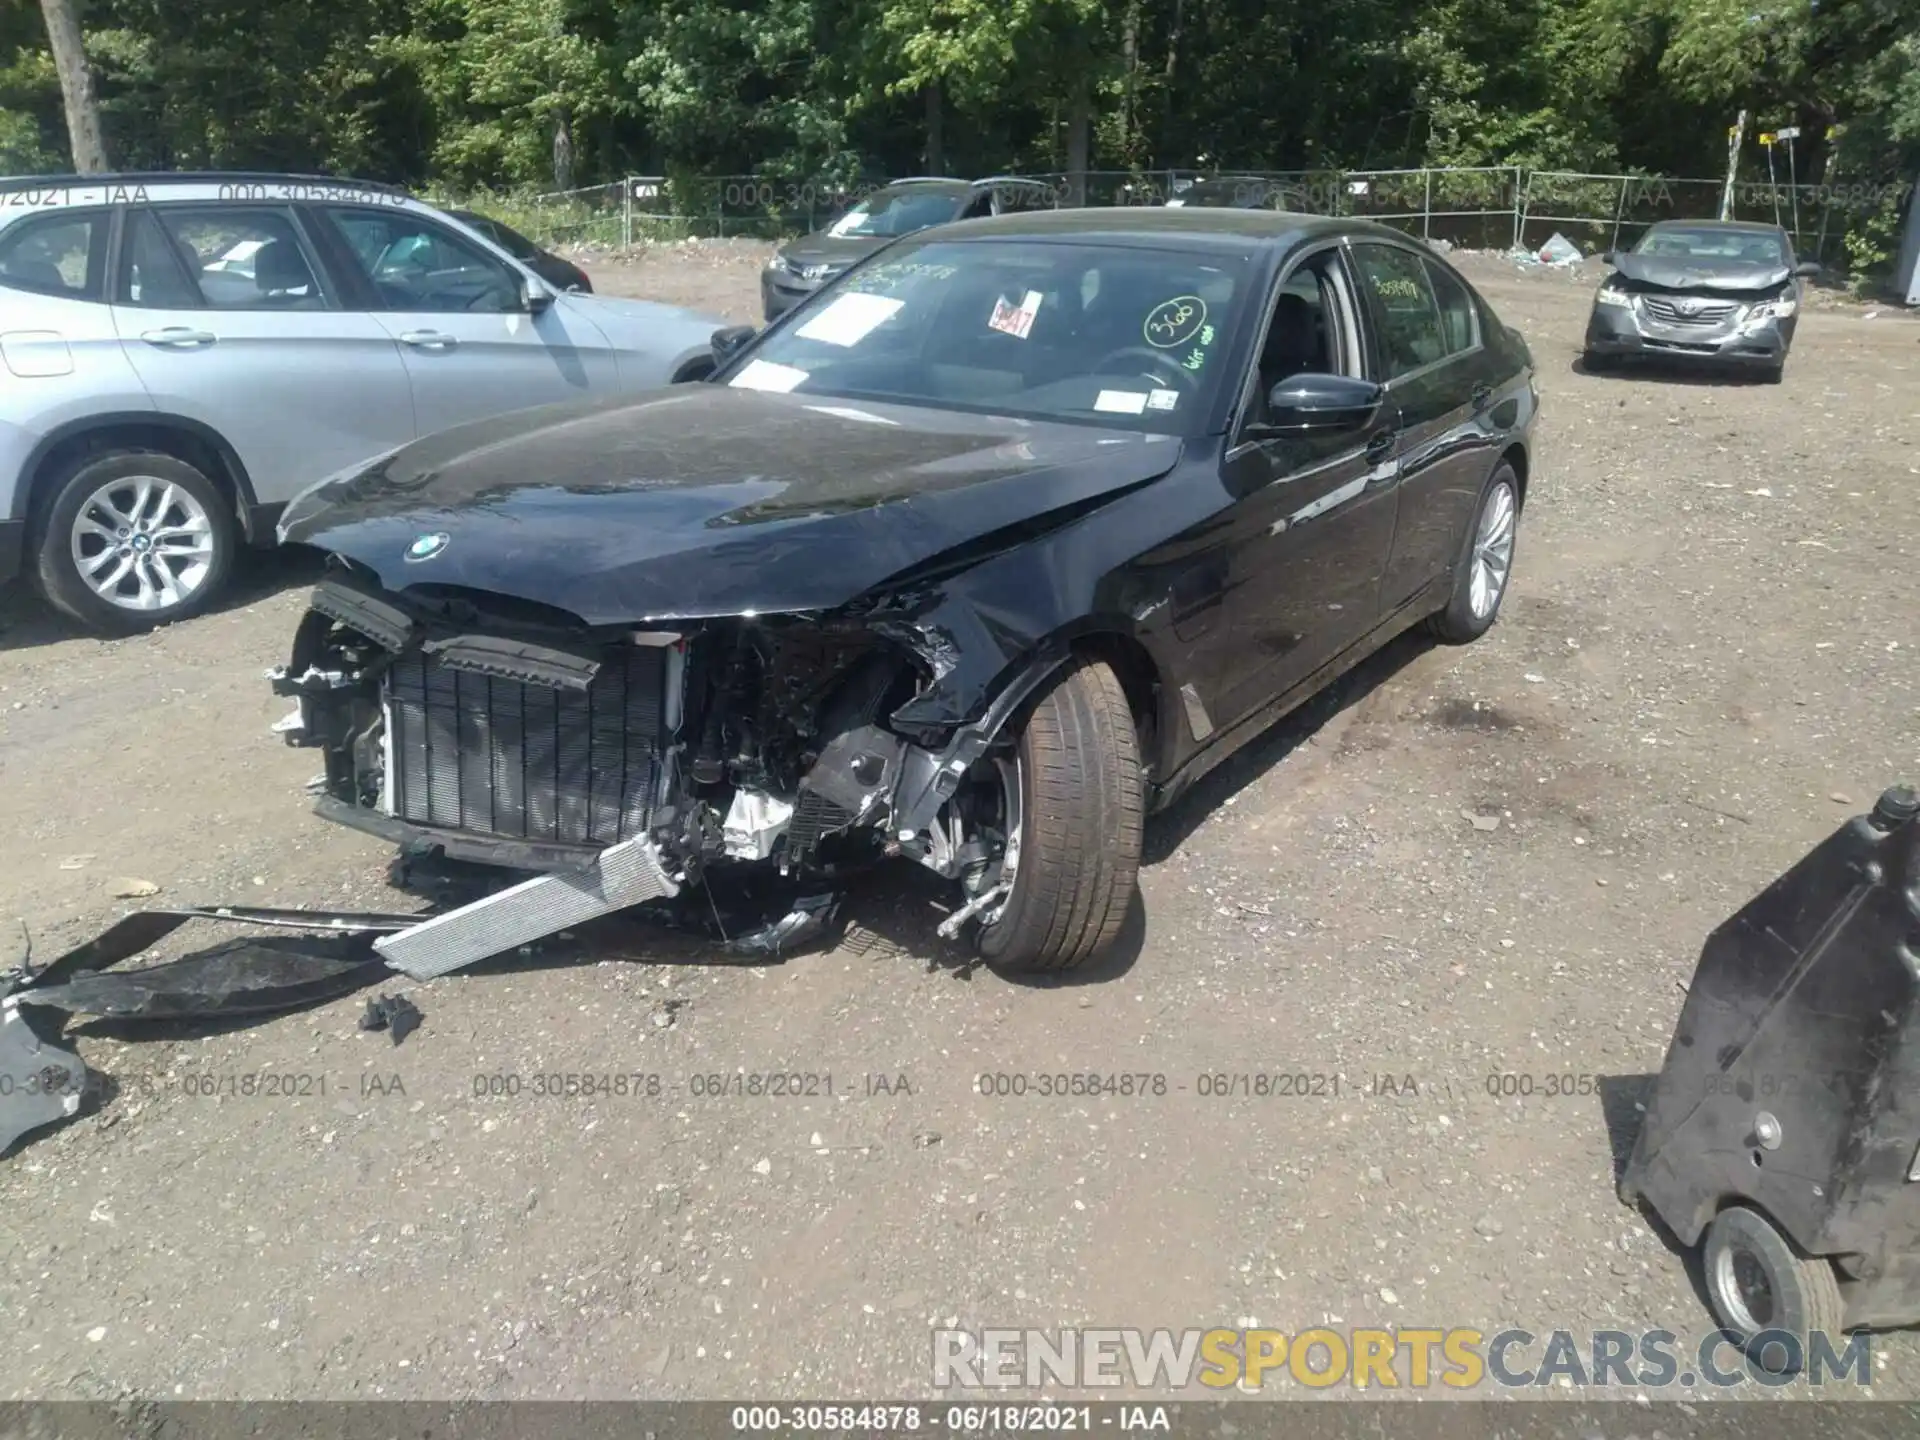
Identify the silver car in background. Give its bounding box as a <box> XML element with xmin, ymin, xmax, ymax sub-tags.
<box><xmin>0</xmin><ymin>172</ymin><xmax>728</xmax><ymax>632</ymax></box>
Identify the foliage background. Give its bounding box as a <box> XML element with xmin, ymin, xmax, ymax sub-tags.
<box><xmin>3</xmin><ymin>1</ymin><xmax>1917</xmax><ymax>274</ymax></box>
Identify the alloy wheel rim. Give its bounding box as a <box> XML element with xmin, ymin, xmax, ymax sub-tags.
<box><xmin>1468</xmin><ymin>480</ymin><xmax>1516</xmax><ymax>620</ymax></box>
<box><xmin>70</xmin><ymin>476</ymin><xmax>216</xmax><ymax>613</ymax></box>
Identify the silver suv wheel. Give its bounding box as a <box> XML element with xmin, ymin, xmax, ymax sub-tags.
<box><xmin>35</xmin><ymin>449</ymin><xmax>236</xmax><ymax>634</ymax></box>
<box><xmin>70</xmin><ymin>473</ymin><xmax>218</xmax><ymax>613</ymax></box>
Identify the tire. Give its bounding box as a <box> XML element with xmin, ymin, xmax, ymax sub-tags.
<box><xmin>1702</xmin><ymin>1205</ymin><xmax>1847</xmax><ymax>1374</ymax></box>
<box><xmin>1426</xmin><ymin>462</ymin><xmax>1520</xmax><ymax>645</ymax></box>
<box><xmin>34</xmin><ymin>450</ymin><xmax>235</xmax><ymax>634</ymax></box>
<box><xmin>975</xmin><ymin>657</ymin><xmax>1144</xmax><ymax>973</ymax></box>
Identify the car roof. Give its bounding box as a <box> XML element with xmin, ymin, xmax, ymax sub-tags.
<box><xmin>909</xmin><ymin>205</ymin><xmax>1388</xmax><ymax>253</ymax></box>
<box><xmin>877</xmin><ymin>175</ymin><xmax>1052</xmax><ymax>194</ymax></box>
<box><xmin>0</xmin><ymin>170</ymin><xmax>410</xmax><ymax>196</ymax></box>
<box><xmin>1643</xmin><ymin>219</ymin><xmax>1787</xmax><ymax>236</ymax></box>
<box><xmin>874</xmin><ymin>178</ymin><xmax>974</xmax><ymax>195</ymax></box>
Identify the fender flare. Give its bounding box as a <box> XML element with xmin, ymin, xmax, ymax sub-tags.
<box><xmin>10</xmin><ymin>410</ymin><xmax>259</xmax><ymax>525</ymax></box>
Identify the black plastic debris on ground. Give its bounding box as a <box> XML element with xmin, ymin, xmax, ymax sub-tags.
<box><xmin>14</xmin><ymin>936</ymin><xmax>391</xmax><ymax>1020</ymax></box>
<box><xmin>0</xmin><ymin>1004</ymin><xmax>86</xmax><ymax>1155</ymax></box>
<box><xmin>359</xmin><ymin>993</ymin><xmax>424</xmax><ymax>1045</ymax></box>
<box><xmin>726</xmin><ymin>892</ymin><xmax>842</xmax><ymax>957</ymax></box>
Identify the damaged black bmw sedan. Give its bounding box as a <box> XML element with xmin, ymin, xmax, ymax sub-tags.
<box><xmin>270</xmin><ymin>210</ymin><xmax>1538</xmax><ymax>975</ymax></box>
<box><xmin>1583</xmin><ymin>220</ymin><xmax>1820</xmax><ymax>382</ymax></box>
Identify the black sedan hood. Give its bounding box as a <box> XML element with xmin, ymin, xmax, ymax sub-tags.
<box><xmin>280</xmin><ymin>386</ymin><xmax>1181</xmax><ymax>625</ymax></box>
<box><xmin>1612</xmin><ymin>252</ymin><xmax>1791</xmax><ymax>292</ymax></box>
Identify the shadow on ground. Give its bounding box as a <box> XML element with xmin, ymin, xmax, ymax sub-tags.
<box><xmin>1570</xmin><ymin>354</ymin><xmax>1781</xmax><ymax>386</ymax></box>
<box><xmin>0</xmin><ymin>544</ymin><xmax>326</xmax><ymax>654</ymax></box>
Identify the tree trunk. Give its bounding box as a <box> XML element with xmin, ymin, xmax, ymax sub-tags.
<box><xmin>925</xmin><ymin>81</ymin><xmax>944</xmax><ymax>175</ymax></box>
<box><xmin>1121</xmin><ymin>0</ymin><xmax>1141</xmax><ymax>168</ymax></box>
<box><xmin>1160</xmin><ymin>0</ymin><xmax>1184</xmax><ymax>158</ymax></box>
<box><xmin>39</xmin><ymin>0</ymin><xmax>110</xmax><ymax>173</ymax></box>
<box><xmin>1066</xmin><ymin>68</ymin><xmax>1091</xmax><ymax>205</ymax></box>
<box><xmin>552</xmin><ymin>108</ymin><xmax>574</xmax><ymax>192</ymax></box>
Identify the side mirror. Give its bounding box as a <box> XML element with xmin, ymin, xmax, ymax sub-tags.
<box><xmin>521</xmin><ymin>275</ymin><xmax>555</xmax><ymax>314</ymax></box>
<box><xmin>710</xmin><ymin>324</ymin><xmax>757</xmax><ymax>367</ymax></box>
<box><xmin>1793</xmin><ymin>260</ymin><xmax>1822</xmax><ymax>278</ymax></box>
<box><xmin>1247</xmin><ymin>373</ymin><xmax>1385</xmax><ymax>438</ymax></box>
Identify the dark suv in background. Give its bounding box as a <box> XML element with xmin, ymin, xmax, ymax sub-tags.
<box><xmin>760</xmin><ymin>176</ymin><xmax>1059</xmax><ymax>320</ymax></box>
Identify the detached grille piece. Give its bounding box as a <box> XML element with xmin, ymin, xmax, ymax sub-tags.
<box><xmin>1638</xmin><ymin>295</ymin><xmax>1739</xmax><ymax>327</ymax></box>
<box><xmin>387</xmin><ymin>645</ymin><xmax>668</xmax><ymax>846</ymax></box>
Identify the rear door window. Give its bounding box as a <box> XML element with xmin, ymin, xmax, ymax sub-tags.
<box><xmin>0</xmin><ymin>210</ymin><xmax>108</xmax><ymax>300</ymax></box>
<box><xmin>1349</xmin><ymin>243</ymin><xmax>1448</xmax><ymax>379</ymax></box>
<box><xmin>1423</xmin><ymin>258</ymin><xmax>1480</xmax><ymax>356</ymax></box>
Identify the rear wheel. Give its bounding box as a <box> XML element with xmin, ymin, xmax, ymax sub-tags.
<box><xmin>974</xmin><ymin>657</ymin><xmax>1144</xmax><ymax>973</ymax></box>
<box><xmin>34</xmin><ymin>451</ymin><xmax>235</xmax><ymax>634</ymax></box>
<box><xmin>1426</xmin><ymin>463</ymin><xmax>1519</xmax><ymax>644</ymax></box>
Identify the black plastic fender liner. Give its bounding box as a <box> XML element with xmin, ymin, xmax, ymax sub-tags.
<box><xmin>3</xmin><ymin>906</ymin><xmax>419</xmax><ymax>1003</ymax></box>
<box><xmin>888</xmin><ymin>642</ymin><xmax>1073</xmax><ymax>836</ymax></box>
<box><xmin>1621</xmin><ymin>785</ymin><xmax>1920</xmax><ymax>1330</ymax></box>
<box><xmin>16</xmin><ymin>937</ymin><xmax>392</xmax><ymax>1020</ymax></box>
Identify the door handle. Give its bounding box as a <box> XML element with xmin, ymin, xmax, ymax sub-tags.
<box><xmin>397</xmin><ymin>330</ymin><xmax>458</xmax><ymax>350</ymax></box>
<box><xmin>1471</xmin><ymin>382</ymin><xmax>1493</xmax><ymax>410</ymax></box>
<box><xmin>140</xmin><ymin>327</ymin><xmax>216</xmax><ymax>348</ymax></box>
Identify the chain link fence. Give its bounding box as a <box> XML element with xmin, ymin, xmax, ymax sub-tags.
<box><xmin>496</xmin><ymin>166</ymin><xmax>1911</xmax><ymax>268</ymax></box>
<box><xmin>1518</xmin><ymin>171</ymin><xmax>1914</xmax><ymax>264</ymax></box>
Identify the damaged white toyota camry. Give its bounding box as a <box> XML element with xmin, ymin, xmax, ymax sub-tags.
<box><xmin>268</xmin><ymin>209</ymin><xmax>1537</xmax><ymax>977</ymax></box>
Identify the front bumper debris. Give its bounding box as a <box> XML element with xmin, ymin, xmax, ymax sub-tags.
<box><xmin>0</xmin><ymin>1005</ymin><xmax>84</xmax><ymax>1155</ymax></box>
<box><xmin>1622</xmin><ymin>784</ymin><xmax>1920</xmax><ymax>1331</ymax></box>
<box><xmin>373</xmin><ymin>835</ymin><xmax>680</xmax><ymax>980</ymax></box>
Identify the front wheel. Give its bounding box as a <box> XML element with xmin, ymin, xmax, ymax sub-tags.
<box><xmin>975</xmin><ymin>657</ymin><xmax>1144</xmax><ymax>973</ymax></box>
<box><xmin>1427</xmin><ymin>462</ymin><xmax>1520</xmax><ymax>644</ymax></box>
<box><xmin>34</xmin><ymin>451</ymin><xmax>234</xmax><ymax>634</ymax></box>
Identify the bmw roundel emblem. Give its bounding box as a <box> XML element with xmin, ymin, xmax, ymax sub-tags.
<box><xmin>406</xmin><ymin>532</ymin><xmax>450</xmax><ymax>562</ymax></box>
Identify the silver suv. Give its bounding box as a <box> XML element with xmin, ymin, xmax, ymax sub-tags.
<box><xmin>0</xmin><ymin>172</ymin><xmax>728</xmax><ymax>632</ymax></box>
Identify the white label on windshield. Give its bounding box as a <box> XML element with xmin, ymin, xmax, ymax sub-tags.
<box><xmin>1094</xmin><ymin>389</ymin><xmax>1149</xmax><ymax>415</ymax></box>
<box><xmin>730</xmin><ymin>359</ymin><xmax>809</xmax><ymax>393</ymax></box>
<box><xmin>1146</xmin><ymin>388</ymin><xmax>1181</xmax><ymax>411</ymax></box>
<box><xmin>988</xmin><ymin>289</ymin><xmax>1044</xmax><ymax>339</ymax></box>
<box><xmin>795</xmin><ymin>292</ymin><xmax>902</xmax><ymax>347</ymax></box>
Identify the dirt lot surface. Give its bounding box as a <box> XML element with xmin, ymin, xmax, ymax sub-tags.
<box><xmin>1</xmin><ymin>241</ymin><xmax>1917</xmax><ymax>1405</ymax></box>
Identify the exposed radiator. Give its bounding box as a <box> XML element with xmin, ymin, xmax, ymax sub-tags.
<box><xmin>386</xmin><ymin>645</ymin><xmax>669</xmax><ymax>846</ymax></box>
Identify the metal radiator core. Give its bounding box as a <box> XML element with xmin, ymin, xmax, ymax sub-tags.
<box><xmin>386</xmin><ymin>645</ymin><xmax>668</xmax><ymax>845</ymax></box>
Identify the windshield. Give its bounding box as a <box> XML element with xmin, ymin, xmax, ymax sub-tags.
<box><xmin>1634</xmin><ymin>226</ymin><xmax>1787</xmax><ymax>267</ymax></box>
<box><xmin>828</xmin><ymin>188</ymin><xmax>965</xmax><ymax>239</ymax></box>
<box><xmin>728</xmin><ymin>239</ymin><xmax>1245</xmax><ymax>433</ymax></box>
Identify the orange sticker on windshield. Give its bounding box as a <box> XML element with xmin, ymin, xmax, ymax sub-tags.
<box><xmin>1144</xmin><ymin>295</ymin><xmax>1207</xmax><ymax>348</ymax></box>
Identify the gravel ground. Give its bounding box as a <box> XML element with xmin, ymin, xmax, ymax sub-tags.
<box><xmin>0</xmin><ymin>243</ymin><xmax>1916</xmax><ymax>1404</ymax></box>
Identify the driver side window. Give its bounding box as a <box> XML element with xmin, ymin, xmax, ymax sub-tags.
<box><xmin>1245</xmin><ymin>252</ymin><xmax>1355</xmax><ymax>423</ymax></box>
<box><xmin>321</xmin><ymin>207</ymin><xmax>521</xmax><ymax>313</ymax></box>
